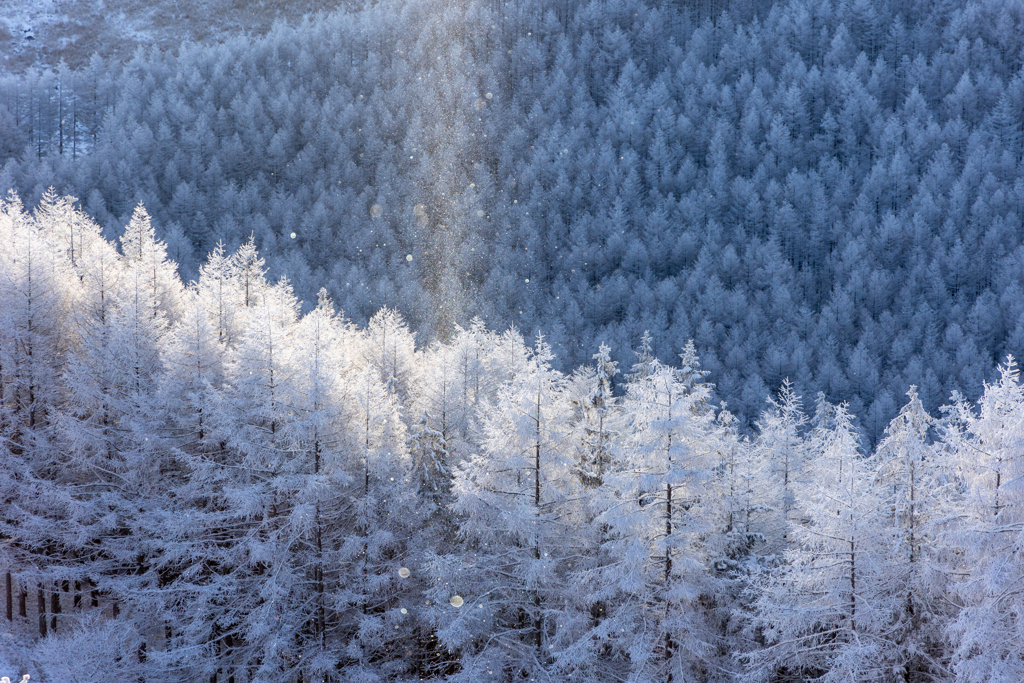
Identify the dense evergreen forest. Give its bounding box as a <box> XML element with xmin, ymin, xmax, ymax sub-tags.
<box><xmin>3</xmin><ymin>0</ymin><xmax>1024</xmax><ymax>679</ymax></box>
<box><xmin>2</xmin><ymin>0</ymin><xmax>1023</xmax><ymax>439</ymax></box>
<box><xmin>2</xmin><ymin>193</ymin><xmax>1024</xmax><ymax>682</ymax></box>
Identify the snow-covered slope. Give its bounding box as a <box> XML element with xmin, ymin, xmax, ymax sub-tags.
<box><xmin>0</xmin><ymin>0</ymin><xmax>345</xmax><ymax>72</ymax></box>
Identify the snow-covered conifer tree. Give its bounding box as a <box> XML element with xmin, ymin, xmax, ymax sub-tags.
<box><xmin>363</xmin><ymin>307</ymin><xmax>418</xmax><ymax>404</ymax></box>
<box><xmin>743</xmin><ymin>402</ymin><xmax>894</xmax><ymax>682</ymax></box>
<box><xmin>413</xmin><ymin>339</ymin><xmax>469</xmax><ymax>459</ymax></box>
<box><xmin>198</xmin><ymin>264</ymin><xmax>302</xmax><ymax>681</ymax></box>
<box><xmin>196</xmin><ymin>240</ymin><xmax>246</xmax><ymax>347</ymax></box>
<box><xmin>753</xmin><ymin>379</ymin><xmax>809</xmax><ymax>552</ymax></box>
<box><xmin>872</xmin><ymin>386</ymin><xmax>954</xmax><ymax>682</ymax></box>
<box><xmin>0</xmin><ymin>191</ymin><xmax>76</xmax><ymax>641</ymax></box>
<box><xmin>579</xmin><ymin>347</ymin><xmax>725</xmax><ymax>682</ymax></box>
<box><xmin>573</xmin><ymin>342</ymin><xmax>619</xmax><ymax>488</ymax></box>
<box><xmin>944</xmin><ymin>358</ymin><xmax>1024</xmax><ymax>683</ymax></box>
<box><xmin>433</xmin><ymin>333</ymin><xmax>582</xmax><ymax>682</ymax></box>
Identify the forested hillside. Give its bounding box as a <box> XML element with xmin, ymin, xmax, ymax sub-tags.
<box><xmin>2</xmin><ymin>0</ymin><xmax>1024</xmax><ymax>439</ymax></box>
<box><xmin>3</xmin><ymin>193</ymin><xmax>1024</xmax><ymax>682</ymax></box>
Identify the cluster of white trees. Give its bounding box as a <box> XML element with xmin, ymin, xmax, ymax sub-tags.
<box><xmin>3</xmin><ymin>193</ymin><xmax>1024</xmax><ymax>683</ymax></box>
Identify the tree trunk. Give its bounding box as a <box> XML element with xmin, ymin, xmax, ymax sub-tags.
<box><xmin>50</xmin><ymin>580</ymin><xmax>60</xmax><ymax>632</ymax></box>
<box><xmin>210</xmin><ymin>622</ymin><xmax>220</xmax><ymax>683</ymax></box>
<box><xmin>664</xmin><ymin>387</ymin><xmax>674</xmax><ymax>681</ymax></box>
<box><xmin>37</xmin><ymin>583</ymin><xmax>46</xmax><ymax>637</ymax></box>
<box><xmin>314</xmin><ymin>439</ymin><xmax>325</xmax><ymax>646</ymax></box>
<box><xmin>849</xmin><ymin>537</ymin><xmax>856</xmax><ymax>632</ymax></box>
<box><xmin>533</xmin><ymin>383</ymin><xmax>543</xmax><ymax>657</ymax></box>
<box><xmin>224</xmin><ymin>633</ymin><xmax>235</xmax><ymax>683</ymax></box>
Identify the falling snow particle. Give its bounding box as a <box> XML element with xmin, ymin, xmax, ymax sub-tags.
<box><xmin>476</xmin><ymin>210</ymin><xmax>484</xmax><ymax>217</ymax></box>
<box><xmin>450</xmin><ymin>595</ymin><xmax>464</xmax><ymax>608</ymax></box>
<box><xmin>525</xmin><ymin>279</ymin><xmax>530</xmax><ymax>283</ymax></box>
<box><xmin>399</xmin><ymin>567</ymin><xmax>410</xmax><ymax>578</ymax></box>
<box><xmin>406</xmin><ymin>254</ymin><xmax>413</xmax><ymax>261</ymax></box>
<box><xmin>400</xmin><ymin>608</ymin><xmax>407</xmax><ymax>614</ymax></box>
<box><xmin>371</xmin><ymin>204</ymin><xmax>383</xmax><ymax>218</ymax></box>
<box><xmin>290</xmin><ymin>232</ymin><xmax>296</xmax><ymax>239</ymax></box>
<box><xmin>485</xmin><ymin>92</ymin><xmax>493</xmax><ymax>99</ymax></box>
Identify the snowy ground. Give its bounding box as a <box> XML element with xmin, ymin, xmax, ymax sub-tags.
<box><xmin>0</xmin><ymin>0</ymin><xmax>60</xmax><ymax>69</ymax></box>
<box><xmin>0</xmin><ymin>0</ymin><xmax>348</xmax><ymax>72</ymax></box>
<box><xmin>0</xmin><ymin>632</ymin><xmax>22</xmax><ymax>681</ymax></box>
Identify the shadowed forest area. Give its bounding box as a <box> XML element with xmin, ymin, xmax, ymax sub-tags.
<box><xmin>1</xmin><ymin>0</ymin><xmax>1023</xmax><ymax>442</ymax></box>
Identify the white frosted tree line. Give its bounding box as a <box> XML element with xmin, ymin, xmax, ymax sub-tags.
<box><xmin>5</xmin><ymin>193</ymin><xmax>1024</xmax><ymax>682</ymax></box>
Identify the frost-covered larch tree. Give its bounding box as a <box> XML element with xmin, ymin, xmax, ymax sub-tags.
<box><xmin>944</xmin><ymin>358</ymin><xmax>1024</xmax><ymax>683</ymax></box>
<box><xmin>0</xmin><ymin>191</ymin><xmax>76</xmax><ymax>641</ymax></box>
<box><xmin>743</xmin><ymin>401</ymin><xmax>895</xmax><ymax>682</ymax></box>
<box><xmin>55</xmin><ymin>202</ymin><xmax>177</xmax><ymax>650</ymax></box>
<box><xmin>581</xmin><ymin>345</ymin><xmax>725</xmax><ymax>682</ymax></box>
<box><xmin>434</xmin><ymin>333</ymin><xmax>582</xmax><ymax>682</ymax></box>
<box><xmin>207</xmin><ymin>257</ymin><xmax>303</xmax><ymax>681</ymax></box>
<box><xmin>363</xmin><ymin>306</ymin><xmax>418</xmax><ymax>404</ymax></box>
<box><xmin>572</xmin><ymin>342</ymin><xmax>619</xmax><ymax>489</ymax></box>
<box><xmin>331</xmin><ymin>313</ymin><xmax>413</xmax><ymax>680</ymax></box>
<box><xmin>872</xmin><ymin>386</ymin><xmax>955</xmax><ymax>682</ymax></box>
<box><xmin>413</xmin><ymin>338</ymin><xmax>469</xmax><ymax>461</ymax></box>
<box><xmin>752</xmin><ymin>379</ymin><xmax>809</xmax><ymax>553</ymax></box>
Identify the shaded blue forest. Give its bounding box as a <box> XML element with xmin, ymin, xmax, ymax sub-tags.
<box><xmin>2</xmin><ymin>0</ymin><xmax>1024</xmax><ymax>442</ymax></box>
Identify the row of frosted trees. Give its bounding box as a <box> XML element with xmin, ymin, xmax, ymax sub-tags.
<box><xmin>3</xmin><ymin>193</ymin><xmax>1024</xmax><ymax>682</ymax></box>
